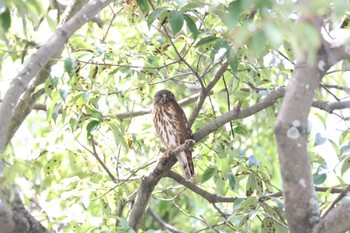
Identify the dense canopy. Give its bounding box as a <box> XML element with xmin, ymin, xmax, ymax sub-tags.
<box><xmin>0</xmin><ymin>0</ymin><xmax>350</xmax><ymax>232</ymax></box>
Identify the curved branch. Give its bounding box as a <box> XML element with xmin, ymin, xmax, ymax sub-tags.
<box><xmin>0</xmin><ymin>197</ymin><xmax>49</xmax><ymax>233</ymax></box>
<box><xmin>188</xmin><ymin>62</ymin><xmax>229</xmax><ymax>127</ymax></box>
<box><xmin>312</xmin><ymin>200</ymin><xmax>350</xmax><ymax>233</ymax></box>
<box><xmin>0</xmin><ymin>0</ymin><xmax>113</xmax><ymax>152</ymax></box>
<box><xmin>128</xmin><ymin>139</ymin><xmax>195</xmax><ymax>230</ymax></box>
<box><xmin>147</xmin><ymin>208</ymin><xmax>186</xmax><ymax>233</ymax></box>
<box><xmin>193</xmin><ymin>87</ymin><xmax>285</xmax><ymax>142</ymax></box>
<box><xmin>5</xmin><ymin>0</ymin><xmax>91</xmax><ymax>146</ymax></box>
<box><xmin>165</xmin><ymin>171</ymin><xmax>237</xmax><ymax>203</ymax></box>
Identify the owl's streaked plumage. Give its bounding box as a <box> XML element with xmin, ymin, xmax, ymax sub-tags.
<box><xmin>152</xmin><ymin>89</ymin><xmax>194</xmax><ymax>180</ymax></box>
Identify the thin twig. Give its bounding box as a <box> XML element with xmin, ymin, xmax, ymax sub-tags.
<box><xmin>89</xmin><ymin>136</ymin><xmax>117</xmax><ymax>182</ymax></box>
<box><xmin>147</xmin><ymin>208</ymin><xmax>186</xmax><ymax>233</ymax></box>
<box><xmin>321</xmin><ymin>184</ymin><xmax>350</xmax><ymax>218</ymax></box>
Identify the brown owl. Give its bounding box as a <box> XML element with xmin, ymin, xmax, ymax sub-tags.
<box><xmin>152</xmin><ymin>89</ymin><xmax>194</xmax><ymax>180</ymax></box>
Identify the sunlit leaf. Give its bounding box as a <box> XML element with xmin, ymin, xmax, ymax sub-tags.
<box><xmin>248</xmin><ymin>155</ymin><xmax>260</xmax><ymax>167</ymax></box>
<box><xmin>227</xmin><ymin>48</ymin><xmax>239</xmax><ymax>72</ymax></box>
<box><xmin>246</xmin><ymin>174</ymin><xmax>255</xmax><ymax>196</ymax></box>
<box><xmin>341</xmin><ymin>155</ymin><xmax>350</xmax><ymax>176</ymax></box>
<box><xmin>86</xmin><ymin>120</ymin><xmax>100</xmax><ymax>136</ymax></box>
<box><xmin>314</xmin><ymin>132</ymin><xmax>327</xmax><ymax>146</ymax></box>
<box><xmin>227</xmin><ymin>172</ymin><xmax>236</xmax><ymax>190</ymax></box>
<box><xmin>261</xmin><ymin>217</ymin><xmax>277</xmax><ymax>233</ymax></box>
<box><xmin>313</xmin><ymin>172</ymin><xmax>327</xmax><ymax>185</ymax></box>
<box><xmin>0</xmin><ymin>7</ymin><xmax>11</xmax><ymax>32</ymax></box>
<box><xmin>136</xmin><ymin>0</ymin><xmax>149</xmax><ymax>15</ymax></box>
<box><xmin>225</xmin><ymin>0</ymin><xmax>242</xmax><ymax>27</ymax></box>
<box><xmin>184</xmin><ymin>14</ymin><xmax>199</xmax><ymax>39</ymax></box>
<box><xmin>195</xmin><ymin>36</ymin><xmax>220</xmax><ymax>47</ymax></box>
<box><xmin>201</xmin><ymin>167</ymin><xmax>216</xmax><ymax>183</ymax></box>
<box><xmin>147</xmin><ymin>7</ymin><xmax>168</xmax><ymax>28</ymax></box>
<box><xmin>169</xmin><ymin>11</ymin><xmax>184</xmax><ymax>35</ymax></box>
<box><xmin>64</xmin><ymin>57</ymin><xmax>74</xmax><ymax>77</ymax></box>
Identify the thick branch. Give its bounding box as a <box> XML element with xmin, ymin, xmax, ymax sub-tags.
<box><xmin>128</xmin><ymin>139</ymin><xmax>195</xmax><ymax>230</ymax></box>
<box><xmin>194</xmin><ymin>87</ymin><xmax>285</xmax><ymax>142</ymax></box>
<box><xmin>329</xmin><ymin>30</ymin><xmax>350</xmax><ymax>64</ymax></box>
<box><xmin>0</xmin><ymin>0</ymin><xmax>113</xmax><ymax>152</ymax></box>
<box><xmin>273</xmin><ymin>16</ymin><xmax>330</xmax><ymax>232</ymax></box>
<box><xmin>0</xmin><ymin>199</ymin><xmax>49</xmax><ymax>233</ymax></box>
<box><xmin>312</xmin><ymin>201</ymin><xmax>350</xmax><ymax>233</ymax></box>
<box><xmin>312</xmin><ymin>99</ymin><xmax>350</xmax><ymax>113</ymax></box>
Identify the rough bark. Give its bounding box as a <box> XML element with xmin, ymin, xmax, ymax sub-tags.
<box><xmin>312</xmin><ymin>201</ymin><xmax>350</xmax><ymax>233</ymax></box>
<box><xmin>274</xmin><ymin>16</ymin><xmax>350</xmax><ymax>233</ymax></box>
<box><xmin>0</xmin><ymin>196</ymin><xmax>50</xmax><ymax>233</ymax></box>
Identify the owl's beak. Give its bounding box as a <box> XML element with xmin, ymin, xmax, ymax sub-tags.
<box><xmin>161</xmin><ymin>94</ymin><xmax>168</xmax><ymax>104</ymax></box>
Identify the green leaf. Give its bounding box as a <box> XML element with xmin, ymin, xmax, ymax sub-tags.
<box><xmin>248</xmin><ymin>155</ymin><xmax>260</xmax><ymax>167</ymax></box>
<box><xmin>225</xmin><ymin>0</ymin><xmax>242</xmax><ymax>27</ymax></box>
<box><xmin>329</xmin><ymin>139</ymin><xmax>340</xmax><ymax>155</ymax></box>
<box><xmin>227</xmin><ymin>172</ymin><xmax>236</xmax><ymax>190</ymax></box>
<box><xmin>341</xmin><ymin>145</ymin><xmax>350</xmax><ymax>155</ymax></box>
<box><xmin>200</xmin><ymin>167</ymin><xmax>216</xmax><ymax>183</ymax></box>
<box><xmin>341</xmin><ymin>155</ymin><xmax>350</xmax><ymax>175</ymax></box>
<box><xmin>313</xmin><ymin>172</ymin><xmax>327</xmax><ymax>185</ymax></box>
<box><xmin>246</xmin><ymin>174</ymin><xmax>255</xmax><ymax>196</ymax></box>
<box><xmin>180</xmin><ymin>2</ymin><xmax>202</xmax><ymax>12</ymax></box>
<box><xmin>136</xmin><ymin>0</ymin><xmax>149</xmax><ymax>15</ymax></box>
<box><xmin>248</xmin><ymin>30</ymin><xmax>266</xmax><ymax>56</ymax></box>
<box><xmin>64</xmin><ymin>57</ymin><xmax>74</xmax><ymax>77</ymax></box>
<box><xmin>59</xmin><ymin>87</ymin><xmax>70</xmax><ymax>101</ymax></box>
<box><xmin>314</xmin><ymin>132</ymin><xmax>327</xmax><ymax>146</ymax></box>
<box><xmin>261</xmin><ymin>217</ymin><xmax>277</xmax><ymax>233</ymax></box>
<box><xmin>169</xmin><ymin>11</ymin><xmax>184</xmax><ymax>35</ymax></box>
<box><xmin>0</xmin><ymin>7</ymin><xmax>11</xmax><ymax>32</ymax></box>
<box><xmin>86</xmin><ymin>120</ymin><xmax>100</xmax><ymax>136</ymax></box>
<box><xmin>227</xmin><ymin>48</ymin><xmax>238</xmax><ymax>72</ymax></box>
<box><xmin>147</xmin><ymin>7</ymin><xmax>168</xmax><ymax>28</ymax></box>
<box><xmin>184</xmin><ymin>14</ymin><xmax>199</xmax><ymax>39</ymax></box>
<box><xmin>195</xmin><ymin>36</ymin><xmax>219</xmax><ymax>47</ymax></box>
<box><xmin>215</xmin><ymin>175</ymin><xmax>228</xmax><ymax>196</ymax></box>
<box><xmin>234</xmin><ymin>125</ymin><xmax>249</xmax><ymax>136</ymax></box>
<box><xmin>240</xmin><ymin>196</ymin><xmax>258</xmax><ymax>211</ymax></box>
<box><xmin>116</xmin><ymin>217</ymin><xmax>135</xmax><ymax>233</ymax></box>
<box><xmin>52</xmin><ymin>102</ymin><xmax>61</xmax><ymax>122</ymax></box>
<box><xmin>265</xmin><ymin>23</ymin><xmax>283</xmax><ymax>48</ymax></box>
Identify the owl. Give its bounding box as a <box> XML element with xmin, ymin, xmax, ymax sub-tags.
<box><xmin>152</xmin><ymin>89</ymin><xmax>194</xmax><ymax>180</ymax></box>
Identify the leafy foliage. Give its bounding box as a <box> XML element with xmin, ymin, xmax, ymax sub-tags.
<box><xmin>0</xmin><ymin>0</ymin><xmax>350</xmax><ymax>232</ymax></box>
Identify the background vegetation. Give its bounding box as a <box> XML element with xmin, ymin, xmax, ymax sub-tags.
<box><xmin>0</xmin><ymin>0</ymin><xmax>350</xmax><ymax>232</ymax></box>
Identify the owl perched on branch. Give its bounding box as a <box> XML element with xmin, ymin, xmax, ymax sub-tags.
<box><xmin>152</xmin><ymin>89</ymin><xmax>194</xmax><ymax>180</ymax></box>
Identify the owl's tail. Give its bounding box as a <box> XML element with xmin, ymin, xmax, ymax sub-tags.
<box><xmin>176</xmin><ymin>151</ymin><xmax>194</xmax><ymax>180</ymax></box>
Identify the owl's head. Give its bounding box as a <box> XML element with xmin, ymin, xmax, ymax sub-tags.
<box><xmin>153</xmin><ymin>89</ymin><xmax>176</xmax><ymax>104</ymax></box>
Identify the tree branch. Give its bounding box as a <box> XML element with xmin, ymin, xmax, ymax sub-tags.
<box><xmin>165</xmin><ymin>171</ymin><xmax>237</xmax><ymax>203</ymax></box>
<box><xmin>188</xmin><ymin>62</ymin><xmax>229</xmax><ymax>128</ymax></box>
<box><xmin>128</xmin><ymin>139</ymin><xmax>195</xmax><ymax>230</ymax></box>
<box><xmin>0</xmin><ymin>196</ymin><xmax>50</xmax><ymax>233</ymax></box>
<box><xmin>147</xmin><ymin>208</ymin><xmax>186</xmax><ymax>233</ymax></box>
<box><xmin>312</xmin><ymin>200</ymin><xmax>350</xmax><ymax>233</ymax></box>
<box><xmin>0</xmin><ymin>0</ymin><xmax>113</xmax><ymax>152</ymax></box>
<box><xmin>321</xmin><ymin>184</ymin><xmax>350</xmax><ymax>218</ymax></box>
<box><xmin>194</xmin><ymin>86</ymin><xmax>285</xmax><ymax>142</ymax></box>
<box><xmin>272</xmin><ymin>14</ymin><xmax>350</xmax><ymax>233</ymax></box>
<box><xmin>5</xmin><ymin>0</ymin><xmax>90</xmax><ymax>147</ymax></box>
